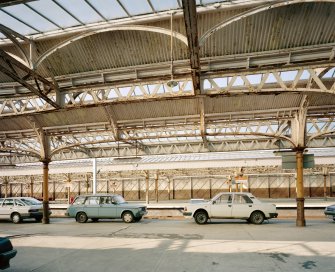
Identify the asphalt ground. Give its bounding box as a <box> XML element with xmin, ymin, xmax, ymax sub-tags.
<box><xmin>1</xmin><ymin>216</ymin><xmax>334</xmax><ymax>272</ymax></box>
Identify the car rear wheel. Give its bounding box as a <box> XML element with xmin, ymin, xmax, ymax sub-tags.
<box><xmin>194</xmin><ymin>211</ymin><xmax>208</xmax><ymax>225</ymax></box>
<box><xmin>249</xmin><ymin>211</ymin><xmax>265</xmax><ymax>225</ymax></box>
<box><xmin>11</xmin><ymin>213</ymin><xmax>22</xmax><ymax>224</ymax></box>
<box><xmin>76</xmin><ymin>212</ymin><xmax>88</xmax><ymax>223</ymax></box>
<box><xmin>122</xmin><ymin>212</ymin><xmax>134</xmax><ymax>223</ymax></box>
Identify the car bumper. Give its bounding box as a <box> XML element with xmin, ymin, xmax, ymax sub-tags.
<box><xmin>183</xmin><ymin>212</ymin><xmax>193</xmax><ymax>217</ymax></box>
<box><xmin>29</xmin><ymin>211</ymin><xmax>52</xmax><ymax>218</ymax></box>
<box><xmin>0</xmin><ymin>249</ymin><xmax>17</xmax><ymax>269</ymax></box>
<box><xmin>324</xmin><ymin>211</ymin><xmax>335</xmax><ymax>217</ymax></box>
<box><xmin>136</xmin><ymin>211</ymin><xmax>148</xmax><ymax>217</ymax></box>
<box><xmin>268</xmin><ymin>213</ymin><xmax>278</xmax><ymax>219</ymax></box>
<box><xmin>29</xmin><ymin>211</ymin><xmax>43</xmax><ymax>217</ymax></box>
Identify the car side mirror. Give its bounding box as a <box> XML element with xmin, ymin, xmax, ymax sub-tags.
<box><xmin>212</xmin><ymin>200</ymin><xmax>216</xmax><ymax>205</ymax></box>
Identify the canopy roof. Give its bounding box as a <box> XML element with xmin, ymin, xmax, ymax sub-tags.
<box><xmin>0</xmin><ymin>0</ymin><xmax>334</xmax><ymax>165</ymax></box>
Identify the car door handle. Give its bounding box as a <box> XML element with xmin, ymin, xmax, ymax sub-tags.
<box><xmin>228</xmin><ymin>205</ymin><xmax>232</xmax><ymax>207</ymax></box>
<box><xmin>248</xmin><ymin>205</ymin><xmax>252</xmax><ymax>207</ymax></box>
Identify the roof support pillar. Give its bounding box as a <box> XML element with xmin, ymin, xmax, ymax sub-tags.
<box><xmin>295</xmin><ymin>149</ymin><xmax>305</xmax><ymax>227</ymax></box>
<box><xmin>292</xmin><ymin>95</ymin><xmax>308</xmax><ymax>227</ymax></box>
<box><xmin>40</xmin><ymin>130</ymin><xmax>51</xmax><ymax>224</ymax></box>
<box><xmin>30</xmin><ymin>116</ymin><xmax>52</xmax><ymax>224</ymax></box>
<box><xmin>42</xmin><ymin>158</ymin><xmax>50</xmax><ymax>224</ymax></box>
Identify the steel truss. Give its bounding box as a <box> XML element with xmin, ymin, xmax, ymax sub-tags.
<box><xmin>0</xmin><ymin>63</ymin><xmax>334</xmax><ymax>117</ymax></box>
<box><xmin>1</xmin><ymin>114</ymin><xmax>335</xmax><ymax>164</ymax></box>
<box><xmin>203</xmin><ymin>65</ymin><xmax>335</xmax><ymax>95</ymax></box>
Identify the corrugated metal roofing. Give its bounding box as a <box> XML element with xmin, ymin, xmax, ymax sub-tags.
<box><xmin>0</xmin><ymin>92</ymin><xmax>332</xmax><ymax>134</ymax></box>
<box><xmin>0</xmin><ymin>0</ymin><xmax>335</xmax><ymax>164</ymax></box>
<box><xmin>36</xmin><ymin>30</ymin><xmax>189</xmax><ymax>77</ymax></box>
<box><xmin>200</xmin><ymin>3</ymin><xmax>335</xmax><ymax>57</ymax></box>
<box><xmin>1</xmin><ymin>1</ymin><xmax>334</xmax><ymax>82</ymax></box>
<box><xmin>35</xmin><ymin>107</ymin><xmax>109</xmax><ymax>127</ymax></box>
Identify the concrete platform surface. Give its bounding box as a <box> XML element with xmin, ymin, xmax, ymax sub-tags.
<box><xmin>1</xmin><ymin>217</ymin><xmax>335</xmax><ymax>272</ymax></box>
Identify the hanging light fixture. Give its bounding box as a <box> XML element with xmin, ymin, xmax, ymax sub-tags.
<box><xmin>167</xmin><ymin>11</ymin><xmax>178</xmax><ymax>88</ymax></box>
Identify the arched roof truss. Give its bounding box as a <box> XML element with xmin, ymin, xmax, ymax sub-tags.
<box><xmin>0</xmin><ymin>0</ymin><xmax>335</xmax><ymax>164</ymax></box>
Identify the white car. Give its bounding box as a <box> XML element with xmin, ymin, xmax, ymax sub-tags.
<box><xmin>0</xmin><ymin>197</ymin><xmax>47</xmax><ymax>223</ymax></box>
<box><xmin>183</xmin><ymin>192</ymin><xmax>278</xmax><ymax>225</ymax></box>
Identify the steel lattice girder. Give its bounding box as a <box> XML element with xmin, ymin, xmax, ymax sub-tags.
<box><xmin>1</xmin><ymin>114</ymin><xmax>335</xmax><ymax>164</ymax></box>
<box><xmin>0</xmin><ymin>63</ymin><xmax>334</xmax><ymax>117</ymax></box>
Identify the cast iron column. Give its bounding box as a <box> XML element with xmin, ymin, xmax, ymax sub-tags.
<box><xmin>42</xmin><ymin>159</ymin><xmax>50</xmax><ymax>224</ymax></box>
<box><xmin>296</xmin><ymin>149</ymin><xmax>305</xmax><ymax>227</ymax></box>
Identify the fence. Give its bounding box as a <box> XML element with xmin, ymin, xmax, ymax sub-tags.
<box><xmin>0</xmin><ymin>173</ymin><xmax>334</xmax><ymax>201</ymax></box>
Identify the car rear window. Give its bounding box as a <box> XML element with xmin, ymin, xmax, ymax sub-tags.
<box><xmin>14</xmin><ymin>199</ymin><xmax>26</xmax><ymax>206</ymax></box>
<box><xmin>3</xmin><ymin>199</ymin><xmax>14</xmax><ymax>206</ymax></box>
<box><xmin>233</xmin><ymin>195</ymin><xmax>253</xmax><ymax>204</ymax></box>
<box><xmin>85</xmin><ymin>196</ymin><xmax>100</xmax><ymax>205</ymax></box>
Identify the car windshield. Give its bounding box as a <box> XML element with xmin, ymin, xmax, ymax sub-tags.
<box><xmin>20</xmin><ymin>198</ymin><xmax>41</xmax><ymax>205</ymax></box>
<box><xmin>113</xmin><ymin>195</ymin><xmax>126</xmax><ymax>204</ymax></box>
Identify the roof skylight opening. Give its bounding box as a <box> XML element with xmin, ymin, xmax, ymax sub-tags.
<box><xmin>88</xmin><ymin>0</ymin><xmax>128</xmax><ymax>19</ymax></box>
<box><xmin>0</xmin><ymin>9</ymin><xmax>36</xmax><ymax>35</ymax></box>
<box><xmin>28</xmin><ymin>0</ymin><xmax>81</xmax><ymax>29</ymax></box>
<box><xmin>56</xmin><ymin>0</ymin><xmax>105</xmax><ymax>24</ymax></box>
<box><xmin>3</xmin><ymin>3</ymin><xmax>61</xmax><ymax>33</ymax></box>
<box><xmin>119</xmin><ymin>0</ymin><xmax>152</xmax><ymax>16</ymax></box>
<box><xmin>149</xmin><ymin>0</ymin><xmax>179</xmax><ymax>11</ymax></box>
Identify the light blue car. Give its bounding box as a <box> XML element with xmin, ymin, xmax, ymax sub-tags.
<box><xmin>66</xmin><ymin>194</ymin><xmax>147</xmax><ymax>223</ymax></box>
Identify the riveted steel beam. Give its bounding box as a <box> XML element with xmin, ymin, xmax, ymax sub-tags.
<box><xmin>0</xmin><ymin>49</ymin><xmax>61</xmax><ymax>109</ymax></box>
<box><xmin>182</xmin><ymin>0</ymin><xmax>201</xmax><ymax>95</ymax></box>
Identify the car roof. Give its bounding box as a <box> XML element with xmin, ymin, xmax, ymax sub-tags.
<box><xmin>76</xmin><ymin>194</ymin><xmax>120</xmax><ymax>197</ymax></box>
<box><xmin>0</xmin><ymin>197</ymin><xmax>38</xmax><ymax>199</ymax></box>
<box><xmin>218</xmin><ymin>192</ymin><xmax>253</xmax><ymax>195</ymax></box>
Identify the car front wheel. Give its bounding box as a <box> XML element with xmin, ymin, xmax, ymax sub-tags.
<box><xmin>11</xmin><ymin>213</ymin><xmax>22</xmax><ymax>224</ymax></box>
<box><xmin>76</xmin><ymin>212</ymin><xmax>88</xmax><ymax>223</ymax></box>
<box><xmin>249</xmin><ymin>211</ymin><xmax>265</xmax><ymax>225</ymax></box>
<box><xmin>122</xmin><ymin>212</ymin><xmax>134</xmax><ymax>223</ymax></box>
<box><xmin>194</xmin><ymin>211</ymin><xmax>208</xmax><ymax>225</ymax></box>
